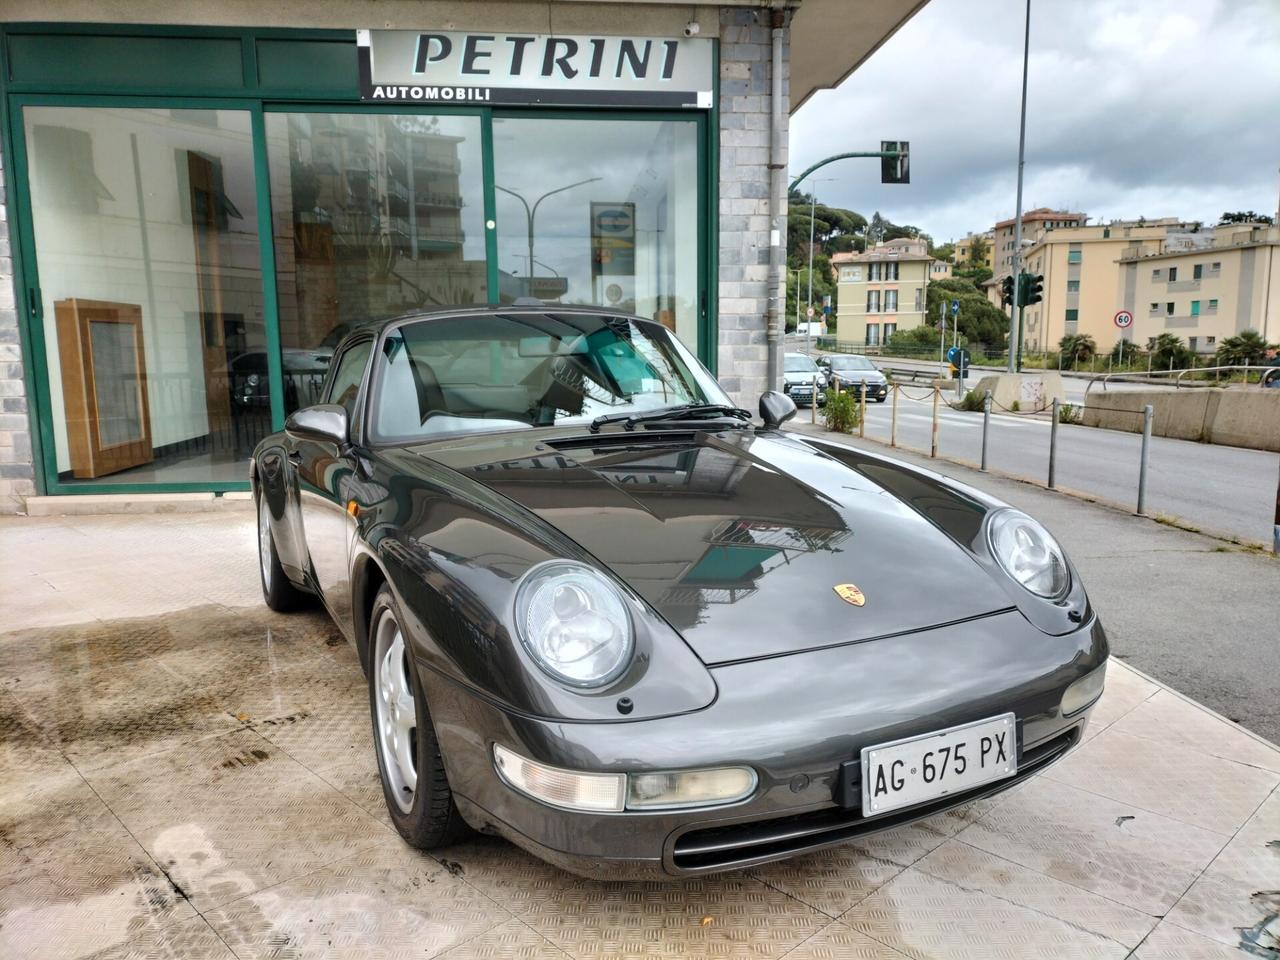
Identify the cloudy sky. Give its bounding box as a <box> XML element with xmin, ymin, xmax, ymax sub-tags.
<box><xmin>789</xmin><ymin>0</ymin><xmax>1280</xmax><ymax>243</ymax></box>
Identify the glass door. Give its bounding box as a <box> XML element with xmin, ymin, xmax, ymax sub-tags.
<box><xmin>491</xmin><ymin>115</ymin><xmax>703</xmax><ymax>352</ymax></box>
<box><xmin>20</xmin><ymin>105</ymin><xmax>266</xmax><ymax>487</ymax></box>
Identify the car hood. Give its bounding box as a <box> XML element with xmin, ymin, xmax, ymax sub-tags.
<box><xmin>828</xmin><ymin>368</ymin><xmax>886</xmax><ymax>382</ymax></box>
<box><xmin>783</xmin><ymin>370</ymin><xmax>822</xmax><ymax>384</ymax></box>
<box><xmin>415</xmin><ymin>428</ymin><xmax>1012</xmax><ymax>665</ymax></box>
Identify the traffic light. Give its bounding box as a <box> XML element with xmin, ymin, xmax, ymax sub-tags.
<box><xmin>880</xmin><ymin>141</ymin><xmax>910</xmax><ymax>184</ymax></box>
<box><xmin>1000</xmin><ymin>275</ymin><xmax>1015</xmax><ymax>307</ymax></box>
<box><xmin>1018</xmin><ymin>272</ymin><xmax>1044</xmax><ymax>307</ymax></box>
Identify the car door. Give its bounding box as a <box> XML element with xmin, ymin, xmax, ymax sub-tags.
<box><xmin>293</xmin><ymin>336</ymin><xmax>373</xmax><ymax>635</ymax></box>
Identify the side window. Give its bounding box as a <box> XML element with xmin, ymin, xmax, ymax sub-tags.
<box><xmin>326</xmin><ymin>340</ymin><xmax>373</xmax><ymax>418</ymax></box>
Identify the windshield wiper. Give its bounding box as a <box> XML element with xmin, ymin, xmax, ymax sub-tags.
<box><xmin>589</xmin><ymin>403</ymin><xmax>753</xmax><ymax>433</ymax></box>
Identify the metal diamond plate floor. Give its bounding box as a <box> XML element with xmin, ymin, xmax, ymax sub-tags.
<box><xmin>1</xmin><ymin>511</ymin><xmax>1277</xmax><ymax>959</ymax></box>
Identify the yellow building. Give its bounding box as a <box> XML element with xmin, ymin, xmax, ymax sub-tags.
<box><xmin>832</xmin><ymin>238</ymin><xmax>936</xmax><ymax>346</ymax></box>
<box><xmin>993</xmin><ymin>208</ymin><xmax>1086</xmax><ymax>278</ymax></box>
<box><xmin>1117</xmin><ymin>224</ymin><xmax>1280</xmax><ymax>354</ymax></box>
<box><xmin>953</xmin><ymin>230</ymin><xmax>994</xmax><ymax>270</ymax></box>
<box><xmin>1020</xmin><ymin>219</ymin><xmax>1190</xmax><ymax>352</ymax></box>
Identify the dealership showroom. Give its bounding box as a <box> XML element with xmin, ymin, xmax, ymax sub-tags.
<box><xmin>0</xmin><ymin>2</ymin><xmax>1277</xmax><ymax>959</ymax></box>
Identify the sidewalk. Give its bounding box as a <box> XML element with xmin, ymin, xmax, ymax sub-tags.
<box><xmin>2</xmin><ymin>487</ymin><xmax>1278</xmax><ymax>958</ymax></box>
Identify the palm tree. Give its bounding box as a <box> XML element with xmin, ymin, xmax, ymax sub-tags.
<box><xmin>1215</xmin><ymin>330</ymin><xmax>1273</xmax><ymax>367</ymax></box>
<box><xmin>1058</xmin><ymin>334</ymin><xmax>1097</xmax><ymax>368</ymax></box>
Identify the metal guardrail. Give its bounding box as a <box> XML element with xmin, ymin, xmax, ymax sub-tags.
<box><xmin>1086</xmin><ymin>364</ymin><xmax>1280</xmax><ymax>396</ymax></box>
<box><xmin>809</xmin><ymin>376</ymin><xmax>1278</xmax><ymax>552</ymax></box>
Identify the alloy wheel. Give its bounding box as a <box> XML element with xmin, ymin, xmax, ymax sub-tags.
<box><xmin>373</xmin><ymin>607</ymin><xmax>418</xmax><ymax>813</ymax></box>
<box><xmin>257</xmin><ymin>496</ymin><xmax>273</xmax><ymax>589</ymax></box>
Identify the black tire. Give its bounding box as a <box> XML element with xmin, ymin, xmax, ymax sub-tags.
<box><xmin>368</xmin><ymin>586</ymin><xmax>471</xmax><ymax>849</ymax></box>
<box><xmin>257</xmin><ymin>490</ymin><xmax>307</xmax><ymax>612</ymax></box>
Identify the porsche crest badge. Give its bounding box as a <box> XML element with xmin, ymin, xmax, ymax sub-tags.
<box><xmin>833</xmin><ymin>583</ymin><xmax>865</xmax><ymax>607</ymax></box>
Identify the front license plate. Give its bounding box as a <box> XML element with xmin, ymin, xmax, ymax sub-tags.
<box><xmin>861</xmin><ymin>713</ymin><xmax>1016</xmax><ymax>816</ymax></box>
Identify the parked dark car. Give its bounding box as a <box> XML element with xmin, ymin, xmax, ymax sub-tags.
<box><xmin>818</xmin><ymin>353</ymin><xmax>890</xmax><ymax>401</ymax></box>
<box><xmin>229</xmin><ymin>347</ymin><xmax>333</xmax><ymax>410</ymax></box>
<box><xmin>782</xmin><ymin>352</ymin><xmax>826</xmax><ymax>407</ymax></box>
<box><xmin>252</xmin><ymin>306</ymin><xmax>1107</xmax><ymax>880</ymax></box>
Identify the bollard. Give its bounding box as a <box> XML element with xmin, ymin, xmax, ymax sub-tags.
<box><xmin>1147</xmin><ymin>352</ymin><xmax>1152</xmax><ymax>375</ymax></box>
<box><xmin>981</xmin><ymin>389</ymin><xmax>991</xmax><ymax>471</ymax></box>
<box><xmin>930</xmin><ymin>385</ymin><xmax>940</xmax><ymax>458</ymax></box>
<box><xmin>811</xmin><ymin>374</ymin><xmax>818</xmax><ymax>425</ymax></box>
<box><xmin>1048</xmin><ymin>398</ymin><xmax>1059</xmax><ymax>489</ymax></box>
<box><xmin>890</xmin><ymin>383</ymin><xmax>899</xmax><ymax>447</ymax></box>
<box><xmin>859</xmin><ymin>381</ymin><xmax>867</xmax><ymax>439</ymax></box>
<box><xmin>1137</xmin><ymin>404</ymin><xmax>1153</xmax><ymax>515</ymax></box>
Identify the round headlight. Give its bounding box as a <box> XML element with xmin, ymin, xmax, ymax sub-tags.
<box><xmin>986</xmin><ymin>509</ymin><xmax>1069</xmax><ymax>598</ymax></box>
<box><xmin>515</xmin><ymin>562</ymin><xmax>634</xmax><ymax>688</ymax></box>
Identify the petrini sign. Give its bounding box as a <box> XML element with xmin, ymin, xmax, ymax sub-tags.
<box><xmin>357</xmin><ymin>29</ymin><xmax>714</xmax><ymax>108</ymax></box>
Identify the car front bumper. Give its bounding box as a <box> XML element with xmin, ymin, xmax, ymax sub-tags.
<box><xmin>421</xmin><ymin>610</ymin><xmax>1108</xmax><ymax>880</ymax></box>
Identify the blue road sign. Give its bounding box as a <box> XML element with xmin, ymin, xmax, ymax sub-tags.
<box><xmin>950</xmin><ymin>299</ymin><xmax>960</xmax><ymax>316</ymax></box>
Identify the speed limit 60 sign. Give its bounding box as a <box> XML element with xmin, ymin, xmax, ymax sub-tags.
<box><xmin>1114</xmin><ymin>310</ymin><xmax>1134</xmax><ymax>329</ymax></box>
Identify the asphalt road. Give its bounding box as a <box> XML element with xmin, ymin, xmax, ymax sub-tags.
<box><xmin>792</xmin><ymin>385</ymin><xmax>1279</xmax><ymax>545</ymax></box>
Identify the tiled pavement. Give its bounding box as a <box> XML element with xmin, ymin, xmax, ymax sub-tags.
<box><xmin>1</xmin><ymin>510</ymin><xmax>1277</xmax><ymax>959</ymax></box>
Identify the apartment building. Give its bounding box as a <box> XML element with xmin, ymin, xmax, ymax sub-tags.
<box><xmin>1117</xmin><ymin>223</ymin><xmax>1280</xmax><ymax>353</ymax></box>
<box><xmin>832</xmin><ymin>238</ymin><xmax>935</xmax><ymax>345</ymax></box>
<box><xmin>953</xmin><ymin>230</ymin><xmax>994</xmax><ymax>270</ymax></box>
<box><xmin>993</xmin><ymin>208</ymin><xmax>1087</xmax><ymax>277</ymax></box>
<box><xmin>1020</xmin><ymin>218</ymin><xmax>1193</xmax><ymax>351</ymax></box>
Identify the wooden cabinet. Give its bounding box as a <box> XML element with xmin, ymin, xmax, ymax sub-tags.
<box><xmin>54</xmin><ymin>298</ymin><xmax>153</xmax><ymax>478</ymax></box>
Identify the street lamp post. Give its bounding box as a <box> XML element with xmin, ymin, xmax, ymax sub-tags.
<box><xmin>1008</xmin><ymin>0</ymin><xmax>1032</xmax><ymax>372</ymax></box>
<box><xmin>496</xmin><ymin>177</ymin><xmax>601</xmax><ymax>291</ymax></box>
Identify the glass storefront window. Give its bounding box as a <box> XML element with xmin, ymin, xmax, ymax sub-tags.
<box><xmin>492</xmin><ymin>117</ymin><xmax>700</xmax><ymax>350</ymax></box>
<box><xmin>24</xmin><ymin>107</ymin><xmax>264</xmax><ymax>484</ymax></box>
<box><xmin>265</xmin><ymin>112</ymin><xmax>488</xmax><ymax>412</ymax></box>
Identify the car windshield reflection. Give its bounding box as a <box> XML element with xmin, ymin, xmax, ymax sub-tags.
<box><xmin>371</xmin><ymin>311</ymin><xmax>730</xmax><ymax>441</ymax></box>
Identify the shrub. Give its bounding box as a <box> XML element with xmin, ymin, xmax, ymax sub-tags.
<box><xmin>1057</xmin><ymin>402</ymin><xmax>1081</xmax><ymax>424</ymax></box>
<box><xmin>821</xmin><ymin>387</ymin><xmax>861</xmax><ymax>433</ymax></box>
<box><xmin>956</xmin><ymin>389</ymin><xmax>985</xmax><ymax>412</ymax></box>
<box><xmin>1009</xmin><ymin>400</ymin><xmax>1021</xmax><ymax>412</ymax></box>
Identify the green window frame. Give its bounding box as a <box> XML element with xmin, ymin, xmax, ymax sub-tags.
<box><xmin>1067</xmin><ymin>250</ymin><xmax>1082</xmax><ymax>264</ymax></box>
<box><xmin>1190</xmin><ymin>300</ymin><xmax>1200</xmax><ymax>317</ymax></box>
<box><xmin>1065</xmin><ymin>308</ymin><xmax>1079</xmax><ymax>323</ymax></box>
<box><xmin>1</xmin><ymin>24</ymin><xmax>718</xmax><ymax>496</ymax></box>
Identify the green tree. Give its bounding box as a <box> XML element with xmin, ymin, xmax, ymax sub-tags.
<box><xmin>1218</xmin><ymin>211</ymin><xmax>1275</xmax><ymax>226</ymax></box>
<box><xmin>925</xmin><ymin>277</ymin><xmax>1008</xmax><ymax>350</ymax></box>
<box><xmin>954</xmin><ymin>265</ymin><xmax>993</xmax><ymax>286</ymax></box>
<box><xmin>930</xmin><ymin>241</ymin><xmax>955</xmax><ymax>262</ymax></box>
<box><xmin>966</xmin><ymin>234</ymin><xmax>990</xmax><ymax>268</ymax></box>
<box><xmin>1146</xmin><ymin>333</ymin><xmax>1194</xmax><ymax>370</ymax></box>
<box><xmin>1216</xmin><ymin>330</ymin><xmax>1273</xmax><ymax>367</ymax></box>
<box><xmin>1058</xmin><ymin>334</ymin><xmax>1097</xmax><ymax>366</ymax></box>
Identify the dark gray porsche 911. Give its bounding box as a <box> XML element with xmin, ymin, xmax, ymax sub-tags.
<box><xmin>251</xmin><ymin>305</ymin><xmax>1108</xmax><ymax>879</ymax></box>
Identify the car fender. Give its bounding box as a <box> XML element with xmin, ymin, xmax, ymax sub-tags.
<box><xmin>348</xmin><ymin>456</ymin><xmax>718</xmax><ymax>724</ymax></box>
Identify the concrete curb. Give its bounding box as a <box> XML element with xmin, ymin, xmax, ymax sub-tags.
<box><xmin>23</xmin><ymin>492</ymin><xmax>254</xmax><ymax>516</ymax></box>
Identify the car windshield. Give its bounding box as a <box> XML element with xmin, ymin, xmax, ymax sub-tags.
<box><xmin>829</xmin><ymin>356</ymin><xmax>876</xmax><ymax>371</ymax></box>
<box><xmin>371</xmin><ymin>312</ymin><xmax>730</xmax><ymax>441</ymax></box>
<box><xmin>784</xmin><ymin>354</ymin><xmax>819</xmax><ymax>373</ymax></box>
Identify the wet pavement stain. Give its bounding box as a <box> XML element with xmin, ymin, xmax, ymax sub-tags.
<box><xmin>219</xmin><ymin>749</ymin><xmax>271</xmax><ymax>770</ymax></box>
<box><xmin>438</xmin><ymin>858</ymin><xmax>465</xmax><ymax>878</ymax></box>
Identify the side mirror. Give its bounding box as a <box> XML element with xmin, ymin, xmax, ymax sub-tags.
<box><xmin>759</xmin><ymin>390</ymin><xmax>797</xmax><ymax>429</ymax></box>
<box><xmin>285</xmin><ymin>403</ymin><xmax>349</xmax><ymax>446</ymax></box>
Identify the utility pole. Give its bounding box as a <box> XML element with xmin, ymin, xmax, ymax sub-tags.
<box><xmin>807</xmin><ymin>190</ymin><xmax>816</xmax><ymax>355</ymax></box>
<box><xmin>1008</xmin><ymin>0</ymin><xmax>1032</xmax><ymax>374</ymax></box>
